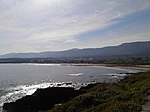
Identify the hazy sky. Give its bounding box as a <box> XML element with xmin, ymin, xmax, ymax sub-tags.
<box><xmin>0</xmin><ymin>0</ymin><xmax>150</xmax><ymax>54</ymax></box>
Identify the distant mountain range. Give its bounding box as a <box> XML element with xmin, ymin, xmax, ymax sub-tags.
<box><xmin>0</xmin><ymin>41</ymin><xmax>150</xmax><ymax>59</ymax></box>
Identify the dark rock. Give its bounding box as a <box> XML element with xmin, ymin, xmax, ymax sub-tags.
<box><xmin>3</xmin><ymin>87</ymin><xmax>84</xmax><ymax>112</ymax></box>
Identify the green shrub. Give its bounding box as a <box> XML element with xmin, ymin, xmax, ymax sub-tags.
<box><xmin>48</xmin><ymin>71</ymin><xmax>150</xmax><ymax>112</ymax></box>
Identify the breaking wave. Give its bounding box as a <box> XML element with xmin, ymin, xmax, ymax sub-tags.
<box><xmin>0</xmin><ymin>82</ymin><xmax>88</xmax><ymax>112</ymax></box>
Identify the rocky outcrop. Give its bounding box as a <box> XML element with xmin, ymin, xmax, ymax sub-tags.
<box><xmin>3</xmin><ymin>87</ymin><xmax>85</xmax><ymax>112</ymax></box>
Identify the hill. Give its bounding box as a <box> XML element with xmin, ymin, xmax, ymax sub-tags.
<box><xmin>0</xmin><ymin>41</ymin><xmax>150</xmax><ymax>59</ymax></box>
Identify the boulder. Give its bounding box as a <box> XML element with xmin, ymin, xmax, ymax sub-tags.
<box><xmin>3</xmin><ymin>87</ymin><xmax>84</xmax><ymax>112</ymax></box>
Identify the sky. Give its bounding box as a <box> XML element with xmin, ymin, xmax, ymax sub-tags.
<box><xmin>0</xmin><ymin>0</ymin><xmax>150</xmax><ymax>54</ymax></box>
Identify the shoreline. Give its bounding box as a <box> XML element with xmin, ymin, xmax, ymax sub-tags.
<box><xmin>1</xmin><ymin>64</ymin><xmax>150</xmax><ymax>112</ymax></box>
<box><xmin>1</xmin><ymin>62</ymin><xmax>150</xmax><ymax>66</ymax></box>
<box><xmin>48</xmin><ymin>71</ymin><xmax>150</xmax><ymax>112</ymax></box>
<box><xmin>1</xmin><ymin>64</ymin><xmax>146</xmax><ymax>111</ymax></box>
<box><xmin>0</xmin><ymin>62</ymin><xmax>150</xmax><ymax>69</ymax></box>
<box><xmin>2</xmin><ymin>70</ymin><xmax>150</xmax><ymax>112</ymax></box>
<box><xmin>0</xmin><ymin>63</ymin><xmax>149</xmax><ymax>73</ymax></box>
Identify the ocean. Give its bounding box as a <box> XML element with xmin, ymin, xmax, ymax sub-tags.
<box><xmin>0</xmin><ymin>63</ymin><xmax>141</xmax><ymax>111</ymax></box>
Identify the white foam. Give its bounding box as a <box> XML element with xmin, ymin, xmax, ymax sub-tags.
<box><xmin>0</xmin><ymin>81</ymin><xmax>85</xmax><ymax>110</ymax></box>
<box><xmin>25</xmin><ymin>63</ymin><xmax>61</xmax><ymax>66</ymax></box>
<box><xmin>0</xmin><ymin>83</ymin><xmax>51</xmax><ymax>109</ymax></box>
<box><xmin>67</xmin><ymin>73</ymin><xmax>84</xmax><ymax>76</ymax></box>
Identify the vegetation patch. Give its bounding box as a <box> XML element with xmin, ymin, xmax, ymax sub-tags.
<box><xmin>48</xmin><ymin>71</ymin><xmax>150</xmax><ymax>112</ymax></box>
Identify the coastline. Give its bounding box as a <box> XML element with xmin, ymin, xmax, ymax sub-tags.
<box><xmin>1</xmin><ymin>63</ymin><xmax>150</xmax><ymax>112</ymax></box>
<box><xmin>2</xmin><ymin>70</ymin><xmax>150</xmax><ymax>112</ymax></box>
<box><xmin>1</xmin><ymin>63</ymin><xmax>146</xmax><ymax>111</ymax></box>
<box><xmin>1</xmin><ymin>62</ymin><xmax>150</xmax><ymax>70</ymax></box>
<box><xmin>48</xmin><ymin>71</ymin><xmax>150</xmax><ymax>112</ymax></box>
<box><xmin>62</xmin><ymin>63</ymin><xmax>150</xmax><ymax>68</ymax></box>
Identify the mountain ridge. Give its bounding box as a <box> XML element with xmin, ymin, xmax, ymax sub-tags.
<box><xmin>0</xmin><ymin>41</ymin><xmax>150</xmax><ymax>59</ymax></box>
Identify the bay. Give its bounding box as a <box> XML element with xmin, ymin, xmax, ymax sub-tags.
<box><xmin>0</xmin><ymin>63</ymin><xmax>140</xmax><ymax>111</ymax></box>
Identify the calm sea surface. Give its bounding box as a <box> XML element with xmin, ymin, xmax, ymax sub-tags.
<box><xmin>0</xmin><ymin>63</ymin><xmax>140</xmax><ymax>111</ymax></box>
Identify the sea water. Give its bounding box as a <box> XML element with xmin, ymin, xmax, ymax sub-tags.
<box><xmin>0</xmin><ymin>63</ymin><xmax>140</xmax><ymax>111</ymax></box>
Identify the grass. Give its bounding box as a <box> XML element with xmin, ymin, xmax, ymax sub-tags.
<box><xmin>48</xmin><ymin>71</ymin><xmax>150</xmax><ymax>112</ymax></box>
